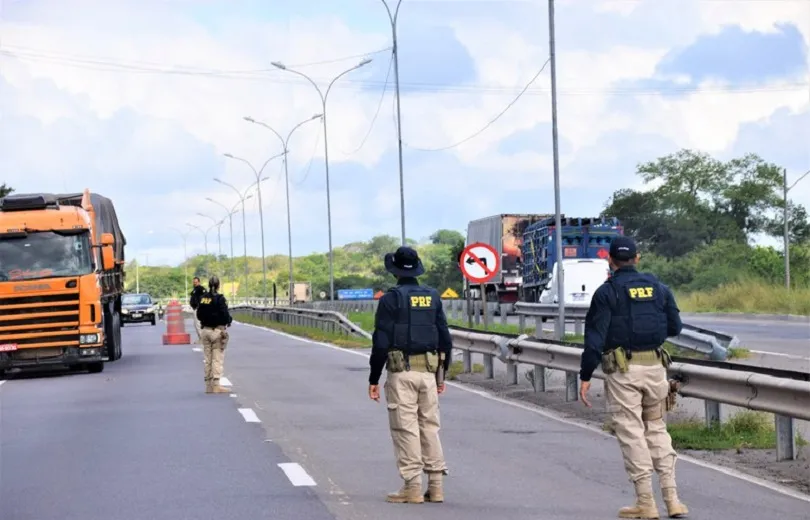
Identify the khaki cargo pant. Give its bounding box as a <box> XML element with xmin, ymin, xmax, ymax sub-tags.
<box><xmin>384</xmin><ymin>368</ymin><xmax>448</xmax><ymax>482</ymax></box>
<box><xmin>201</xmin><ymin>326</ymin><xmax>228</xmax><ymax>385</ymax></box>
<box><xmin>605</xmin><ymin>362</ymin><xmax>678</xmax><ymax>489</ymax></box>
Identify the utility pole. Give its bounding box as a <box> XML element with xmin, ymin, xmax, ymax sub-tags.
<box><xmin>782</xmin><ymin>168</ymin><xmax>790</xmax><ymax>291</ymax></box>
<box><xmin>548</xmin><ymin>0</ymin><xmax>565</xmax><ymax>339</ymax></box>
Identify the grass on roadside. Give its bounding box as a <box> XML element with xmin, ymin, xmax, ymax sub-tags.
<box><xmin>234</xmin><ymin>312</ymin><xmax>371</xmax><ymax>349</ymax></box>
<box><xmin>447</xmin><ymin>360</ymin><xmax>484</xmax><ymax>380</ymax></box>
<box><xmin>666</xmin><ymin>411</ymin><xmax>808</xmax><ymax>451</ymax></box>
<box><xmin>676</xmin><ymin>280</ymin><xmax>810</xmax><ymax>316</ymax></box>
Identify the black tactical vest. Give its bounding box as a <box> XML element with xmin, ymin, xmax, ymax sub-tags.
<box><xmin>196</xmin><ymin>291</ymin><xmax>224</xmax><ymax>327</ymax></box>
<box><xmin>605</xmin><ymin>271</ymin><xmax>669</xmax><ymax>350</ymax></box>
<box><xmin>389</xmin><ymin>284</ymin><xmax>440</xmax><ymax>354</ymax></box>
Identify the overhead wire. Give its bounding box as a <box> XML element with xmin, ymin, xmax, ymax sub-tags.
<box><xmin>0</xmin><ymin>46</ymin><xmax>803</xmax><ymax>96</ymax></box>
<box><xmin>292</xmin><ymin>125</ymin><xmax>323</xmax><ymax>187</ymax></box>
<box><xmin>404</xmin><ymin>57</ymin><xmax>551</xmax><ymax>152</ymax></box>
<box><xmin>340</xmin><ymin>48</ymin><xmax>394</xmax><ymax>156</ymax></box>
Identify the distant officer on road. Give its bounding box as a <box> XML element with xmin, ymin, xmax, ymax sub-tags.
<box><xmin>195</xmin><ymin>275</ymin><xmax>232</xmax><ymax>394</ymax></box>
<box><xmin>189</xmin><ymin>276</ymin><xmax>205</xmax><ymax>344</ymax></box>
<box><xmin>368</xmin><ymin>246</ymin><xmax>453</xmax><ymax>504</ymax></box>
<box><xmin>580</xmin><ymin>236</ymin><xmax>689</xmax><ymax>519</ymax></box>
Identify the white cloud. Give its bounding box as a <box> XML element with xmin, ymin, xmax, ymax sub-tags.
<box><xmin>0</xmin><ymin>0</ymin><xmax>808</xmax><ymax>269</ymax></box>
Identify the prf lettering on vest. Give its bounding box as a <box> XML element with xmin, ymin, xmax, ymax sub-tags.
<box><xmin>628</xmin><ymin>287</ymin><xmax>654</xmax><ymax>299</ymax></box>
<box><xmin>409</xmin><ymin>295</ymin><xmax>432</xmax><ymax>308</ymax></box>
<box><xmin>200</xmin><ymin>297</ymin><xmax>212</xmax><ymax>305</ymax></box>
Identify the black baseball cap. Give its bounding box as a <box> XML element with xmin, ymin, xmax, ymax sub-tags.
<box><xmin>610</xmin><ymin>236</ymin><xmax>637</xmax><ymax>260</ymax></box>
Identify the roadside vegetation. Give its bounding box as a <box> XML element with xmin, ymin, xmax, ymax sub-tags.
<box><xmin>666</xmin><ymin>411</ymin><xmax>807</xmax><ymax>451</ymax></box>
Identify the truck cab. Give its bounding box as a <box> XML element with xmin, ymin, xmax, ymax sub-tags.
<box><xmin>0</xmin><ymin>192</ymin><xmax>125</xmax><ymax>374</ymax></box>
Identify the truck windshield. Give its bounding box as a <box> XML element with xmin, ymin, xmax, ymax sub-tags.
<box><xmin>0</xmin><ymin>231</ymin><xmax>93</xmax><ymax>281</ymax></box>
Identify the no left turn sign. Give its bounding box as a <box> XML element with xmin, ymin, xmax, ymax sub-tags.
<box><xmin>460</xmin><ymin>242</ymin><xmax>500</xmax><ymax>284</ymax></box>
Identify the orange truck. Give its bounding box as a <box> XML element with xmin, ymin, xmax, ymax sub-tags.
<box><xmin>0</xmin><ymin>190</ymin><xmax>126</xmax><ymax>374</ymax></box>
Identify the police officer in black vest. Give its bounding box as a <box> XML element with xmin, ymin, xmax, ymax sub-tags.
<box><xmin>368</xmin><ymin>246</ymin><xmax>453</xmax><ymax>504</ymax></box>
<box><xmin>579</xmin><ymin>236</ymin><xmax>688</xmax><ymax>519</ymax></box>
<box><xmin>196</xmin><ymin>275</ymin><xmax>233</xmax><ymax>394</ymax></box>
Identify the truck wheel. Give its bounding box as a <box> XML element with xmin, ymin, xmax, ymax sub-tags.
<box><xmin>112</xmin><ymin>312</ymin><xmax>123</xmax><ymax>360</ymax></box>
<box><xmin>87</xmin><ymin>362</ymin><xmax>104</xmax><ymax>373</ymax></box>
<box><xmin>151</xmin><ymin>316</ymin><xmax>156</xmax><ymax>326</ymax></box>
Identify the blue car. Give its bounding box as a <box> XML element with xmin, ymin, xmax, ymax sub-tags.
<box><xmin>121</xmin><ymin>293</ymin><xmax>157</xmax><ymax>326</ymax></box>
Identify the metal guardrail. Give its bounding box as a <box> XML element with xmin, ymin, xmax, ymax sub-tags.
<box><xmin>230</xmin><ymin>305</ymin><xmax>371</xmax><ymax>340</ymax></box>
<box><xmin>513</xmin><ymin>302</ymin><xmax>732</xmax><ymax>360</ymax></box>
<box><xmin>229</xmin><ymin>305</ymin><xmax>807</xmax><ymax>463</ymax></box>
<box><xmin>450</xmin><ymin>329</ymin><xmax>808</xmax><ymax>462</ymax></box>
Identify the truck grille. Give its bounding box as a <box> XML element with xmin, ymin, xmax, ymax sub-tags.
<box><xmin>0</xmin><ymin>292</ymin><xmax>80</xmax><ymax>350</ymax></box>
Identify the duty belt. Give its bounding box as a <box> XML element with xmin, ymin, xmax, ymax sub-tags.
<box><xmin>406</xmin><ymin>353</ymin><xmax>434</xmax><ymax>373</ymax></box>
<box><xmin>627</xmin><ymin>349</ymin><xmax>662</xmax><ymax>366</ymax></box>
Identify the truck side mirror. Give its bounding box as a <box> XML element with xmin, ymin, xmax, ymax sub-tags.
<box><xmin>100</xmin><ymin>232</ymin><xmax>115</xmax><ymax>270</ymax></box>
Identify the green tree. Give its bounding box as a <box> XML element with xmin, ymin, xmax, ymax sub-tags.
<box><xmin>430</xmin><ymin>229</ymin><xmax>464</xmax><ymax>246</ymax></box>
<box><xmin>0</xmin><ymin>184</ymin><xmax>13</xmax><ymax>198</ymax></box>
<box><xmin>602</xmin><ymin>149</ymin><xmax>808</xmax><ymax>258</ymax></box>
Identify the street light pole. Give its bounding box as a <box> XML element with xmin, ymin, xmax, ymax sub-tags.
<box><xmin>197</xmin><ymin>212</ymin><xmax>223</xmax><ymax>259</ymax></box>
<box><xmin>271</xmin><ymin>57</ymin><xmax>373</xmax><ymax>301</ymax></box>
<box><xmin>380</xmin><ymin>0</ymin><xmax>406</xmax><ymax>245</ymax></box>
<box><xmin>223</xmin><ymin>151</ymin><xmax>285</xmax><ymax>306</ymax></box>
<box><xmin>186</xmin><ymin>223</ymin><xmax>208</xmax><ymax>254</ymax></box>
<box><xmin>244</xmin><ymin>113</ymin><xmax>323</xmax><ymax>305</ymax></box>
<box><xmin>783</xmin><ymin>168</ymin><xmax>810</xmax><ymax>290</ymax></box>
<box><xmin>214</xmin><ymin>178</ymin><xmax>258</xmax><ymax>299</ymax></box>
<box><xmin>207</xmin><ymin>197</ymin><xmax>241</xmax><ymax>301</ymax></box>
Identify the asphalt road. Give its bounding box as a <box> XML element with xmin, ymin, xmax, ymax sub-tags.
<box><xmin>2</xmin><ymin>321</ymin><xmax>808</xmax><ymax>520</ymax></box>
<box><xmin>493</xmin><ymin>313</ymin><xmax>809</xmax><ymax>360</ymax></box>
<box><xmin>222</xmin><ymin>321</ymin><xmax>809</xmax><ymax>520</ymax></box>
<box><xmin>0</xmin><ymin>324</ymin><xmax>337</xmax><ymax>520</ymax></box>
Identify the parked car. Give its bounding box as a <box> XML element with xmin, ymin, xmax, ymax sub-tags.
<box><xmin>121</xmin><ymin>293</ymin><xmax>157</xmax><ymax>326</ymax></box>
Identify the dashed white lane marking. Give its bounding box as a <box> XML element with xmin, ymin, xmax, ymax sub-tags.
<box><xmin>220</xmin><ymin>376</ymin><xmax>232</xmax><ymax>387</ymax></box>
<box><xmin>237</xmin><ymin>408</ymin><xmax>261</xmax><ymax>423</ymax></box>
<box><xmin>0</xmin><ymin>380</ymin><xmax>5</xmax><ymax>388</ymax></box>
<box><xmin>192</xmin><ymin>347</ymin><xmax>202</xmax><ymax>352</ymax></box>
<box><xmin>278</xmin><ymin>462</ymin><xmax>317</xmax><ymax>486</ymax></box>
<box><xmin>230</xmin><ymin>393</ymin><xmax>238</xmax><ymax>398</ymax></box>
<box><xmin>235</xmin><ymin>320</ymin><xmax>810</xmax><ymax>503</ymax></box>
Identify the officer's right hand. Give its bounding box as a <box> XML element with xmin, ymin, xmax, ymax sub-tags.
<box><xmin>368</xmin><ymin>384</ymin><xmax>380</xmax><ymax>401</ymax></box>
<box><xmin>437</xmin><ymin>382</ymin><xmax>446</xmax><ymax>394</ymax></box>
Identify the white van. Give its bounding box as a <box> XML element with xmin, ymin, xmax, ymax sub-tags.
<box><xmin>538</xmin><ymin>258</ymin><xmax>611</xmax><ymax>306</ymax></box>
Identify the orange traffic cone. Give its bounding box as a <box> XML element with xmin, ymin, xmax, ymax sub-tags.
<box><xmin>162</xmin><ymin>300</ymin><xmax>191</xmax><ymax>345</ymax></box>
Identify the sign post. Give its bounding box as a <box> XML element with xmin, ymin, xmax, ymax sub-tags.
<box><xmin>459</xmin><ymin>242</ymin><xmax>500</xmax><ymax>330</ymax></box>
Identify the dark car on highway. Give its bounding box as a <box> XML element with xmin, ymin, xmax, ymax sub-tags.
<box><xmin>121</xmin><ymin>293</ymin><xmax>157</xmax><ymax>326</ymax></box>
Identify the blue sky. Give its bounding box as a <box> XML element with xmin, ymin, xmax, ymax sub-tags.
<box><xmin>0</xmin><ymin>0</ymin><xmax>808</xmax><ymax>266</ymax></box>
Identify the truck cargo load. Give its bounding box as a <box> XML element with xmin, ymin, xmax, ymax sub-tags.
<box><xmin>520</xmin><ymin>216</ymin><xmax>622</xmax><ymax>303</ymax></box>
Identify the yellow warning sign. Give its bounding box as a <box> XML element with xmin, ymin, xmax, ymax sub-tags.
<box><xmin>441</xmin><ymin>288</ymin><xmax>459</xmax><ymax>298</ymax></box>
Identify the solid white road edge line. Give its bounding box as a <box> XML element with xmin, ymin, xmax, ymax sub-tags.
<box><xmin>0</xmin><ymin>380</ymin><xmax>5</xmax><ymax>388</ymax></box>
<box><xmin>278</xmin><ymin>462</ymin><xmax>317</xmax><ymax>486</ymax></box>
<box><xmin>235</xmin><ymin>321</ymin><xmax>810</xmax><ymax>503</ymax></box>
<box><xmin>237</xmin><ymin>407</ymin><xmax>261</xmax><ymax>423</ymax></box>
<box><xmin>749</xmin><ymin>350</ymin><xmax>810</xmax><ymax>360</ymax></box>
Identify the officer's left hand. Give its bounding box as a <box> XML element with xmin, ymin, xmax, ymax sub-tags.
<box><xmin>580</xmin><ymin>380</ymin><xmax>592</xmax><ymax>407</ymax></box>
<box><xmin>368</xmin><ymin>385</ymin><xmax>380</xmax><ymax>401</ymax></box>
<box><xmin>437</xmin><ymin>382</ymin><xmax>446</xmax><ymax>394</ymax></box>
